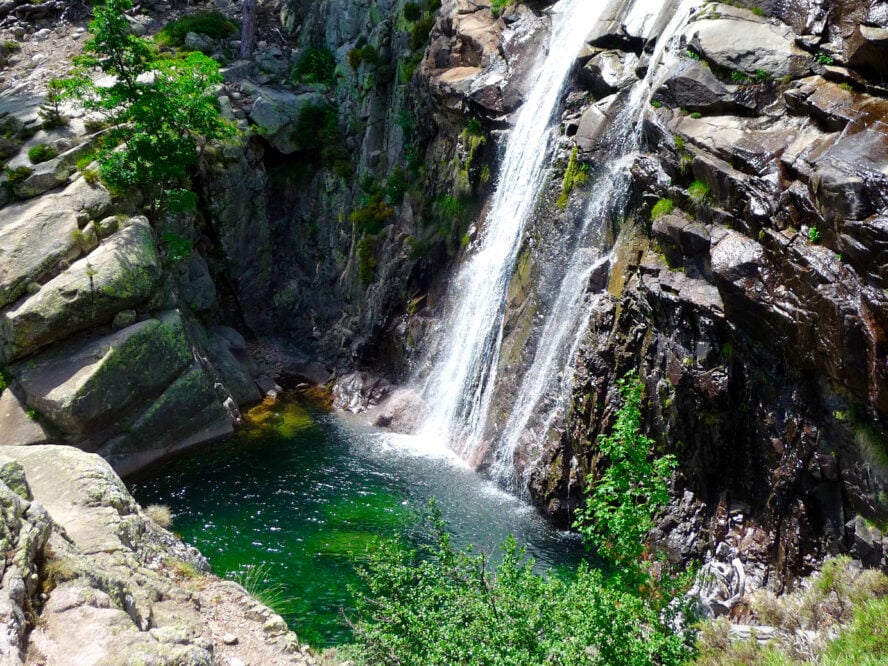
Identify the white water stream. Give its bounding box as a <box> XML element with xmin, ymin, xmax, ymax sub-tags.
<box><xmin>419</xmin><ymin>0</ymin><xmax>699</xmax><ymax>489</ymax></box>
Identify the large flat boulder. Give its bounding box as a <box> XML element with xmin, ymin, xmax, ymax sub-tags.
<box><xmin>0</xmin><ymin>389</ymin><xmax>51</xmax><ymax>446</ymax></box>
<box><xmin>12</xmin><ymin>311</ymin><xmax>192</xmax><ymax>442</ymax></box>
<box><xmin>0</xmin><ymin>175</ymin><xmax>112</xmax><ymax>310</ymax></box>
<box><xmin>0</xmin><ymin>217</ymin><xmax>162</xmax><ymax>363</ymax></box>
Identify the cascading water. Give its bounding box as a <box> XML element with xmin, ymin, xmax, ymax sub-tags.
<box><xmin>491</xmin><ymin>0</ymin><xmax>701</xmax><ymax>490</ymax></box>
<box><xmin>418</xmin><ymin>0</ymin><xmax>610</xmax><ymax>458</ymax></box>
<box><xmin>419</xmin><ymin>0</ymin><xmax>700</xmax><ymax>488</ymax></box>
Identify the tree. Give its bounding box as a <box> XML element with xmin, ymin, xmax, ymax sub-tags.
<box><xmin>240</xmin><ymin>0</ymin><xmax>257</xmax><ymax>58</ymax></box>
<box><xmin>65</xmin><ymin>0</ymin><xmax>234</xmax><ymax>207</ymax></box>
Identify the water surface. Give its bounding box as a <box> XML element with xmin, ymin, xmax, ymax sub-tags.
<box><xmin>129</xmin><ymin>400</ymin><xmax>586</xmax><ymax>646</ymax></box>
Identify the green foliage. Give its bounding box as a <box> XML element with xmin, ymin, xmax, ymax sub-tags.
<box><xmin>161</xmin><ymin>232</ymin><xmax>193</xmax><ymax>261</ymax></box>
<box><xmin>730</xmin><ymin>70</ymin><xmax>750</xmax><ymax>83</ymax></box>
<box><xmin>490</xmin><ymin>0</ymin><xmax>512</xmax><ymax>18</ymax></box>
<box><xmin>573</xmin><ymin>375</ymin><xmax>677</xmax><ymax>573</ymax></box>
<box><xmin>166</xmin><ymin>188</ymin><xmax>198</xmax><ymax>213</ymax></box>
<box><xmin>292</xmin><ymin>47</ymin><xmax>336</xmax><ymax>85</ymax></box>
<box><xmin>154</xmin><ymin>11</ymin><xmax>237</xmax><ymax>48</ymax></box>
<box><xmin>688</xmin><ymin>180</ymin><xmax>710</xmax><ymax>205</ymax></box>
<box><xmin>229</xmin><ymin>563</ymin><xmax>294</xmax><ymax>617</ymax></box>
<box><xmin>39</xmin><ymin>78</ymin><xmax>70</xmax><ymax>129</ymax></box>
<box><xmin>690</xmin><ymin>112</ymin><xmax>702</xmax><ymax>119</ymax></box>
<box><xmin>651</xmin><ymin>99</ymin><xmax>664</xmax><ymax>108</ymax></box>
<box><xmin>352</xmin><ymin>502</ymin><xmax>692</xmax><ymax>666</ymax></box>
<box><xmin>356</xmin><ymin>237</ymin><xmax>377</xmax><ymax>285</ymax></box>
<box><xmin>464</xmin><ymin>117</ymin><xmax>482</xmax><ymax>136</ymax></box>
<box><xmin>410</xmin><ymin>17</ymin><xmax>436</xmax><ymax>51</ymax></box>
<box><xmin>350</xmin><ymin>196</ymin><xmax>393</xmax><ymax>236</ymax></box>
<box><xmin>824</xmin><ymin>597</ymin><xmax>888</xmax><ymax>664</ymax></box>
<box><xmin>808</xmin><ymin>226</ymin><xmax>821</xmax><ymax>243</ymax></box>
<box><xmin>816</xmin><ymin>52</ymin><xmax>835</xmax><ymax>66</ymax></box>
<box><xmin>0</xmin><ymin>368</ymin><xmax>10</xmax><ymax>394</ymax></box>
<box><xmin>403</xmin><ymin>2</ymin><xmax>422</xmax><ymax>21</ymax></box>
<box><xmin>651</xmin><ymin>198</ymin><xmax>675</xmax><ymax>220</ymax></box>
<box><xmin>27</xmin><ymin>143</ymin><xmax>58</xmax><ymax>164</ymax></box>
<box><xmin>348</xmin><ymin>45</ymin><xmax>378</xmax><ymax>70</ymax></box>
<box><xmin>750</xmin><ymin>5</ymin><xmax>765</xmax><ymax>16</ymax></box>
<box><xmin>5</xmin><ymin>165</ymin><xmax>33</xmax><ymax>184</ymax></box>
<box><xmin>685</xmin><ymin>49</ymin><xmax>701</xmax><ymax>60</ymax></box>
<box><xmin>62</xmin><ymin>0</ymin><xmax>233</xmax><ymax>208</ymax></box>
<box><xmin>754</xmin><ymin>68</ymin><xmax>770</xmax><ymax>82</ymax></box>
<box><xmin>556</xmin><ymin>145</ymin><xmax>588</xmax><ymax>209</ymax></box>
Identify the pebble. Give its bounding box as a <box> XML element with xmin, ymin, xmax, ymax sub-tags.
<box><xmin>34</xmin><ymin>28</ymin><xmax>52</xmax><ymax>41</ymax></box>
<box><xmin>222</xmin><ymin>632</ymin><xmax>239</xmax><ymax>645</ymax></box>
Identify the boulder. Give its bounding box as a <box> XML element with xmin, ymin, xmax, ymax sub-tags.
<box><xmin>654</xmin><ymin>59</ymin><xmax>736</xmax><ymax>113</ymax></box>
<box><xmin>0</xmin><ymin>217</ymin><xmax>162</xmax><ymax>363</ymax></box>
<box><xmin>246</xmin><ymin>86</ymin><xmax>329</xmax><ymax>154</ymax></box>
<box><xmin>98</xmin><ymin>366</ymin><xmax>234</xmax><ymax>475</ymax></box>
<box><xmin>176</xmin><ymin>252</ymin><xmax>217</xmax><ymax>313</ymax></box>
<box><xmin>12</xmin><ymin>311</ymin><xmax>192</xmax><ymax>442</ymax></box>
<box><xmin>583</xmin><ymin>50</ymin><xmax>639</xmax><ymax>97</ymax></box>
<box><xmin>844</xmin><ymin>24</ymin><xmax>888</xmax><ymax>79</ymax></box>
<box><xmin>681</xmin><ymin>9</ymin><xmax>810</xmax><ymax>78</ymax></box>
<box><xmin>0</xmin><ymin>389</ymin><xmax>51</xmax><ymax>446</ymax></box>
<box><xmin>586</xmin><ymin>0</ymin><xmax>680</xmax><ymax>50</ymax></box>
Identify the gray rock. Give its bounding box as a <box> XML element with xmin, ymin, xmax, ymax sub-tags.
<box><xmin>654</xmin><ymin>59</ymin><xmax>735</xmax><ymax>113</ymax></box>
<box><xmin>681</xmin><ymin>10</ymin><xmax>809</xmax><ymax>77</ymax></box>
<box><xmin>582</xmin><ymin>50</ymin><xmax>638</xmax><ymax>97</ymax></box>
<box><xmin>111</xmin><ymin>309</ymin><xmax>137</xmax><ymax>329</ymax></box>
<box><xmin>13</xmin><ymin>311</ymin><xmax>192</xmax><ymax>441</ymax></box>
<box><xmin>247</xmin><ymin>86</ymin><xmax>329</xmax><ymax>154</ymax></box>
<box><xmin>0</xmin><ymin>389</ymin><xmax>50</xmax><ymax>447</ymax></box>
<box><xmin>176</xmin><ymin>253</ymin><xmax>217</xmax><ymax>313</ymax></box>
<box><xmin>0</xmin><ymin>217</ymin><xmax>162</xmax><ymax>362</ymax></box>
<box><xmin>184</xmin><ymin>31</ymin><xmax>214</xmax><ymax>53</ymax></box>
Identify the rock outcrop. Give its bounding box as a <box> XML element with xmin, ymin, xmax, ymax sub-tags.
<box><xmin>0</xmin><ymin>445</ymin><xmax>316</xmax><ymax>665</ymax></box>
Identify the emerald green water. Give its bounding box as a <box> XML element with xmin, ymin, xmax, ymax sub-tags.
<box><xmin>128</xmin><ymin>401</ymin><xmax>585</xmax><ymax>647</ymax></box>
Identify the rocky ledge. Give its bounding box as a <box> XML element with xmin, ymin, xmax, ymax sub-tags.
<box><xmin>0</xmin><ymin>445</ymin><xmax>317</xmax><ymax>666</ymax></box>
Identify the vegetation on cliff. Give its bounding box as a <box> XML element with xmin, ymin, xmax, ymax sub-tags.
<box><xmin>62</xmin><ymin>0</ymin><xmax>233</xmax><ymax>208</ymax></box>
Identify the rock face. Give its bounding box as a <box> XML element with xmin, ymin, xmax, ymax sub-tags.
<box><xmin>0</xmin><ymin>445</ymin><xmax>317</xmax><ymax>665</ymax></box>
<box><xmin>483</xmin><ymin>0</ymin><xmax>888</xmax><ymax>587</ymax></box>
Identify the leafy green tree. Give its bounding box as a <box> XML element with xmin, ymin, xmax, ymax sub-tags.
<box><xmin>573</xmin><ymin>374</ymin><xmax>677</xmax><ymax>578</ymax></box>
<box><xmin>64</xmin><ymin>0</ymin><xmax>233</xmax><ymax>207</ymax></box>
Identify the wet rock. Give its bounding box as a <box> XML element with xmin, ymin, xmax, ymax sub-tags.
<box><xmin>371</xmin><ymin>388</ymin><xmax>427</xmax><ymax>433</ymax></box>
<box><xmin>653</xmin><ymin>59</ymin><xmax>737</xmax><ymax>114</ymax></box>
<box><xmin>582</xmin><ymin>49</ymin><xmax>639</xmax><ymax>97</ymax></box>
<box><xmin>844</xmin><ymin>24</ymin><xmax>888</xmax><ymax>79</ymax></box>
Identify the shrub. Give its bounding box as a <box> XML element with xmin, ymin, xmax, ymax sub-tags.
<box><xmin>291</xmin><ymin>47</ymin><xmax>336</xmax><ymax>85</ymax></box>
<box><xmin>161</xmin><ymin>232</ymin><xmax>193</xmax><ymax>261</ymax></box>
<box><xmin>556</xmin><ymin>145</ymin><xmax>587</xmax><ymax>209</ymax></box>
<box><xmin>356</xmin><ymin>237</ymin><xmax>377</xmax><ymax>285</ymax></box>
<box><xmin>754</xmin><ymin>68</ymin><xmax>770</xmax><ymax>82</ymax></box>
<box><xmin>350</xmin><ymin>196</ymin><xmax>393</xmax><ymax>236</ymax></box>
<box><xmin>573</xmin><ymin>374</ymin><xmax>677</xmax><ymax>574</ymax></box>
<box><xmin>688</xmin><ymin>179</ymin><xmax>710</xmax><ymax>205</ymax></box>
<box><xmin>490</xmin><ymin>0</ymin><xmax>512</xmax><ymax>17</ymax></box>
<box><xmin>352</xmin><ymin>503</ymin><xmax>692</xmax><ymax>666</ymax></box>
<box><xmin>348</xmin><ymin>45</ymin><xmax>378</xmax><ymax>70</ymax></box>
<box><xmin>27</xmin><ymin>143</ymin><xmax>58</xmax><ymax>164</ymax></box>
<box><xmin>63</xmin><ymin>0</ymin><xmax>233</xmax><ymax>209</ymax></box>
<box><xmin>730</xmin><ymin>70</ymin><xmax>750</xmax><ymax>83</ymax></box>
<box><xmin>651</xmin><ymin>198</ymin><xmax>675</xmax><ymax>220</ymax></box>
<box><xmin>815</xmin><ymin>52</ymin><xmax>834</xmax><ymax>65</ymax></box>
<box><xmin>410</xmin><ymin>17</ymin><xmax>435</xmax><ymax>51</ymax></box>
<box><xmin>145</xmin><ymin>504</ymin><xmax>173</xmax><ymax>527</ymax></box>
<box><xmin>403</xmin><ymin>1</ymin><xmax>422</xmax><ymax>21</ymax></box>
<box><xmin>155</xmin><ymin>11</ymin><xmax>237</xmax><ymax>48</ymax></box>
<box><xmin>825</xmin><ymin>597</ymin><xmax>888</xmax><ymax>664</ymax></box>
<box><xmin>5</xmin><ymin>165</ymin><xmax>33</xmax><ymax>184</ymax></box>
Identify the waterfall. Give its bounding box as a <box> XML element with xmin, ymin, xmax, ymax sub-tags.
<box><xmin>418</xmin><ymin>0</ymin><xmax>699</xmax><ymax>486</ymax></box>
<box><xmin>491</xmin><ymin>1</ymin><xmax>701</xmax><ymax>490</ymax></box>
<box><xmin>418</xmin><ymin>0</ymin><xmax>608</xmax><ymax>458</ymax></box>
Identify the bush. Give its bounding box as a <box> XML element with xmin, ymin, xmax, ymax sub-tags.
<box><xmin>350</xmin><ymin>196</ymin><xmax>393</xmax><ymax>236</ymax></box>
<box><xmin>410</xmin><ymin>17</ymin><xmax>435</xmax><ymax>51</ymax></box>
<box><xmin>291</xmin><ymin>47</ymin><xmax>336</xmax><ymax>85</ymax></box>
<box><xmin>6</xmin><ymin>165</ymin><xmax>33</xmax><ymax>184</ymax></box>
<box><xmin>145</xmin><ymin>504</ymin><xmax>173</xmax><ymax>527</ymax></box>
<box><xmin>356</xmin><ymin>237</ymin><xmax>377</xmax><ymax>285</ymax></box>
<box><xmin>651</xmin><ymin>197</ymin><xmax>675</xmax><ymax>220</ymax></box>
<box><xmin>403</xmin><ymin>1</ymin><xmax>422</xmax><ymax>21</ymax></box>
<box><xmin>27</xmin><ymin>143</ymin><xmax>58</xmax><ymax>164</ymax></box>
<box><xmin>573</xmin><ymin>374</ymin><xmax>677</xmax><ymax>574</ymax></box>
<box><xmin>825</xmin><ymin>597</ymin><xmax>888</xmax><ymax>664</ymax></box>
<box><xmin>155</xmin><ymin>11</ymin><xmax>237</xmax><ymax>48</ymax></box>
<box><xmin>352</xmin><ymin>504</ymin><xmax>692</xmax><ymax>666</ymax></box>
<box><xmin>491</xmin><ymin>0</ymin><xmax>512</xmax><ymax>17</ymax></box>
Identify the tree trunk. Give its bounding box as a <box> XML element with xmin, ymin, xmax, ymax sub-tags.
<box><xmin>240</xmin><ymin>0</ymin><xmax>257</xmax><ymax>59</ymax></box>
